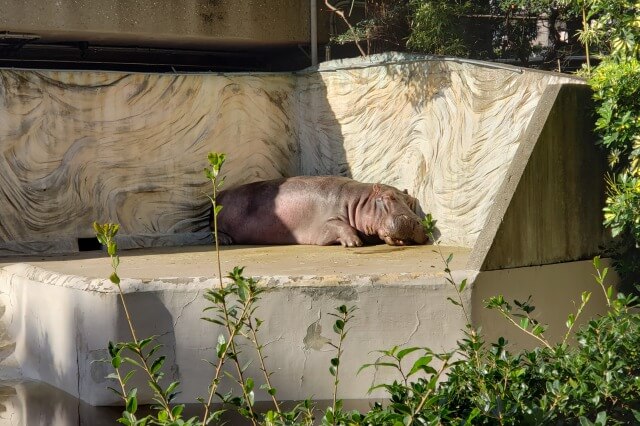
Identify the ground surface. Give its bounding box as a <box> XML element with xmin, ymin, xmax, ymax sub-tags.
<box><xmin>0</xmin><ymin>244</ymin><xmax>471</xmax><ymax>280</ymax></box>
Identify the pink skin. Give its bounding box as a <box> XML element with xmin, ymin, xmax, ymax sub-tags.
<box><xmin>212</xmin><ymin>176</ymin><xmax>429</xmax><ymax>247</ymax></box>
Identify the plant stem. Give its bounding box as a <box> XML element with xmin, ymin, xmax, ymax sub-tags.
<box><xmin>325</xmin><ymin>0</ymin><xmax>367</xmax><ymax>57</ymax></box>
<box><xmin>107</xmin><ymin>249</ymin><xmax>175</xmax><ymax>420</ymax></box>
<box><xmin>248</xmin><ymin>321</ymin><xmax>281</xmax><ymax>413</ymax></box>
<box><xmin>582</xmin><ymin>5</ymin><xmax>591</xmax><ymax>73</ymax></box>
<box><xmin>211</xmin><ymin>180</ymin><xmax>223</xmax><ymax>290</ymax></box>
<box><xmin>331</xmin><ymin>310</ymin><xmax>348</xmax><ymax>425</ymax></box>
<box><xmin>497</xmin><ymin>309</ymin><xmax>552</xmax><ymax>349</ymax></box>
<box><xmin>562</xmin><ymin>293</ymin><xmax>591</xmax><ymax>346</ymax></box>
<box><xmin>413</xmin><ymin>357</ymin><xmax>449</xmax><ymax>414</ymax></box>
<box><xmin>201</xmin><ymin>292</ymin><xmax>257</xmax><ymax>425</ymax></box>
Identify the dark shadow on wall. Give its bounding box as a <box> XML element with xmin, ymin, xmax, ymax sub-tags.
<box><xmin>382</xmin><ymin>58</ymin><xmax>454</xmax><ymax>109</ymax></box>
<box><xmin>294</xmin><ymin>69</ymin><xmax>350</xmax><ymax>178</ymax></box>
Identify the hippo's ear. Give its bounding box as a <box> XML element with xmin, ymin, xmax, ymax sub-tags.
<box><xmin>372</xmin><ymin>183</ymin><xmax>381</xmax><ymax>195</ymax></box>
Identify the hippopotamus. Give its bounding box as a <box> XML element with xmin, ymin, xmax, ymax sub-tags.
<box><xmin>210</xmin><ymin>176</ymin><xmax>428</xmax><ymax>247</ymax></box>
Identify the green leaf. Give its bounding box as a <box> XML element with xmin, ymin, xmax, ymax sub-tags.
<box><xmin>126</xmin><ymin>395</ymin><xmax>138</xmax><ymax>414</ymax></box>
<box><xmin>579</xmin><ymin>417</ymin><xmax>594</xmax><ymax>426</ymax></box>
<box><xmin>123</xmin><ymin>370</ymin><xmax>135</xmax><ymax>385</ymax></box>
<box><xmin>171</xmin><ymin>404</ymin><xmax>184</xmax><ymax>419</ymax></box>
<box><xmin>123</xmin><ymin>357</ymin><xmax>143</xmax><ymax>369</ymax></box>
<box><xmin>245</xmin><ymin>377</ymin><xmax>254</xmax><ymax>392</ymax></box>
<box><xmin>408</xmin><ymin>355</ymin><xmax>434</xmax><ymax>377</ymax></box>
<box><xmin>150</xmin><ymin>356</ymin><xmax>166</xmax><ymax>375</ymax></box>
<box><xmin>566</xmin><ymin>313</ymin><xmax>575</xmax><ymax>329</ymax></box>
<box><xmin>333</xmin><ymin>319</ymin><xmax>345</xmax><ymax>334</ymax></box>
<box><xmin>329</xmin><ymin>365</ymin><xmax>337</xmax><ymax>376</ymax></box>
<box><xmin>110</xmin><ymin>273</ymin><xmax>121</xmax><ymax>285</ymax></box>
<box><xmin>358</xmin><ymin>362</ymin><xmax>398</xmax><ymax>375</ymax></box>
<box><xmin>165</xmin><ymin>381</ymin><xmax>180</xmax><ymax>395</ymax></box>
<box><xmin>237</xmin><ymin>280</ymin><xmax>249</xmax><ymax>302</ymax></box>
<box><xmin>446</xmin><ymin>297</ymin><xmax>461</xmax><ymax>307</ymax></box>
<box><xmin>520</xmin><ymin>317</ymin><xmax>530</xmax><ymax>330</ymax></box>
<box><xmin>532</xmin><ymin>324</ymin><xmax>545</xmax><ymax>336</ymax></box>
<box><xmin>459</xmin><ymin>278</ymin><xmax>467</xmax><ymax>292</ymax></box>
<box><xmin>397</xmin><ymin>347</ymin><xmax>422</xmax><ymax>361</ymax></box>
<box><xmin>330</xmin><ymin>357</ymin><xmax>339</xmax><ymax>367</ymax></box>
<box><xmin>111</xmin><ymin>355</ymin><xmax>122</xmax><ymax>369</ymax></box>
<box><xmin>138</xmin><ymin>337</ymin><xmax>155</xmax><ymax>351</ymax></box>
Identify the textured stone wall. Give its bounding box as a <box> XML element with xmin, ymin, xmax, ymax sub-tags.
<box><xmin>0</xmin><ymin>70</ymin><xmax>297</xmax><ymax>254</ymax></box>
<box><xmin>297</xmin><ymin>57</ymin><xmax>582</xmax><ymax>246</ymax></box>
<box><xmin>0</xmin><ymin>55</ymin><xmax>586</xmax><ymax>255</ymax></box>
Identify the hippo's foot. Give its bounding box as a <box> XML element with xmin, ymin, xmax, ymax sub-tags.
<box><xmin>317</xmin><ymin>219</ymin><xmax>363</xmax><ymax>248</ymax></box>
<box><xmin>214</xmin><ymin>231</ymin><xmax>234</xmax><ymax>245</ymax></box>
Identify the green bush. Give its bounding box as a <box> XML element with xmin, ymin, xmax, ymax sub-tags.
<box><xmin>590</xmin><ymin>58</ymin><xmax>640</xmax><ymax>242</ymax></box>
<box><xmin>97</xmin><ymin>153</ymin><xmax>640</xmax><ymax>425</ymax></box>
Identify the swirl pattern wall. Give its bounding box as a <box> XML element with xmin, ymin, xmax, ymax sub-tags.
<box><xmin>0</xmin><ymin>55</ymin><xmax>583</xmax><ymax>254</ymax></box>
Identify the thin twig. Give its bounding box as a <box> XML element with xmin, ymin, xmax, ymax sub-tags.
<box><xmin>248</xmin><ymin>322</ymin><xmax>282</xmax><ymax>413</ymax></box>
<box><xmin>325</xmin><ymin>0</ymin><xmax>367</xmax><ymax>57</ymax></box>
<box><xmin>497</xmin><ymin>309</ymin><xmax>552</xmax><ymax>349</ymax></box>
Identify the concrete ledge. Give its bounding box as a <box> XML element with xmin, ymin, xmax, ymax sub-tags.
<box><xmin>0</xmin><ymin>0</ymin><xmax>326</xmax><ymax>49</ymax></box>
<box><xmin>0</xmin><ymin>245</ymin><xmax>474</xmax><ymax>405</ymax></box>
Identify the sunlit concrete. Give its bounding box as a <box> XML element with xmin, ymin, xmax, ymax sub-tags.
<box><xmin>0</xmin><ymin>244</ymin><xmax>474</xmax><ymax>405</ymax></box>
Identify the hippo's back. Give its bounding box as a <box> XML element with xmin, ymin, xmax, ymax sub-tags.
<box><xmin>215</xmin><ymin>176</ymin><xmax>358</xmax><ymax>245</ymax></box>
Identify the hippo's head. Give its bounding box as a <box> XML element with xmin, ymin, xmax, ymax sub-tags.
<box><xmin>372</xmin><ymin>185</ymin><xmax>429</xmax><ymax>246</ymax></box>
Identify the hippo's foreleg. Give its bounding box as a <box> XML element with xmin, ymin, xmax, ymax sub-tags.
<box><xmin>316</xmin><ymin>219</ymin><xmax>363</xmax><ymax>247</ymax></box>
<box><xmin>214</xmin><ymin>231</ymin><xmax>234</xmax><ymax>245</ymax></box>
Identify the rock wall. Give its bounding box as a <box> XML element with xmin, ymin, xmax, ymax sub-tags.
<box><xmin>297</xmin><ymin>57</ymin><xmax>582</xmax><ymax>246</ymax></box>
<box><xmin>0</xmin><ymin>55</ymin><xmax>586</xmax><ymax>255</ymax></box>
<box><xmin>0</xmin><ymin>70</ymin><xmax>297</xmax><ymax>254</ymax></box>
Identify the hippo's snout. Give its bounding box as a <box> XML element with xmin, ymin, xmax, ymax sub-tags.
<box><xmin>382</xmin><ymin>214</ymin><xmax>429</xmax><ymax>246</ymax></box>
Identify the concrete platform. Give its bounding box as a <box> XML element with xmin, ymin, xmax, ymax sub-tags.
<box><xmin>0</xmin><ymin>244</ymin><xmax>470</xmax><ymax>280</ymax></box>
<box><xmin>0</xmin><ymin>243</ymin><xmax>475</xmax><ymax>405</ymax></box>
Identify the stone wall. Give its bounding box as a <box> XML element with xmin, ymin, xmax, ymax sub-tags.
<box><xmin>0</xmin><ymin>54</ymin><xmax>592</xmax><ymax>258</ymax></box>
<box><xmin>0</xmin><ymin>70</ymin><xmax>297</xmax><ymax>254</ymax></box>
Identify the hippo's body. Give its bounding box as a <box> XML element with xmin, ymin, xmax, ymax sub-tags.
<box><xmin>211</xmin><ymin>176</ymin><xmax>428</xmax><ymax>247</ymax></box>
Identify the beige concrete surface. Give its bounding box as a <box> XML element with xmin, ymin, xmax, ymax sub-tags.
<box><xmin>0</xmin><ymin>246</ymin><xmax>476</xmax><ymax>405</ymax></box>
<box><xmin>0</xmin><ymin>244</ymin><xmax>469</xmax><ymax>280</ymax></box>
<box><xmin>473</xmin><ymin>258</ymin><xmax>617</xmax><ymax>350</ymax></box>
<box><xmin>0</xmin><ymin>0</ymin><xmax>328</xmax><ymax>48</ymax></box>
<box><xmin>469</xmin><ymin>84</ymin><xmax>609</xmax><ymax>270</ymax></box>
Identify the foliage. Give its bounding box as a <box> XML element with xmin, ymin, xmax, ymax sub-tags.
<box><xmin>407</xmin><ymin>0</ymin><xmax>584</xmax><ymax>67</ymax></box>
<box><xmin>356</xmin><ymin>256</ymin><xmax>640</xmax><ymax>425</ymax></box>
<box><xmin>571</xmin><ymin>0</ymin><xmax>640</xmax><ymax>283</ymax></box>
<box><xmin>407</xmin><ymin>0</ymin><xmax>475</xmax><ymax>57</ymax></box>
<box><xmin>98</xmin><ymin>151</ymin><xmax>640</xmax><ymax>425</ymax></box>
<box><xmin>97</xmin><ymin>153</ymin><xmax>361</xmax><ymax>425</ymax></box>
<box><xmin>583</xmin><ymin>0</ymin><xmax>640</xmax><ymax>59</ymax></box>
<box><xmin>330</xmin><ymin>0</ymin><xmax>411</xmax><ymax>54</ymax></box>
